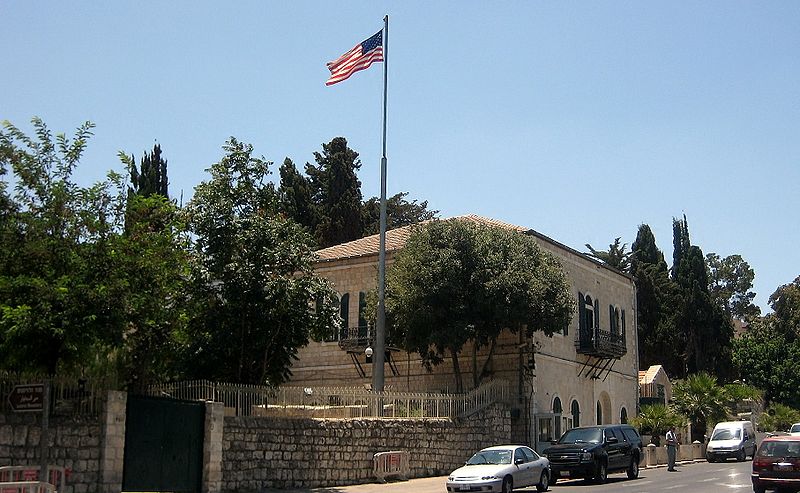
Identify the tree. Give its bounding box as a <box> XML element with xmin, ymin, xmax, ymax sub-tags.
<box><xmin>123</xmin><ymin>143</ymin><xmax>169</xmax><ymax>198</ymax></box>
<box><xmin>112</xmin><ymin>194</ymin><xmax>189</xmax><ymax>390</ymax></box>
<box><xmin>671</xmin><ymin>372</ymin><xmax>729</xmax><ymax>442</ymax></box>
<box><xmin>385</xmin><ymin>219</ymin><xmax>574</xmax><ymax>392</ymax></box>
<box><xmin>182</xmin><ymin>138</ymin><xmax>340</xmax><ymax>385</ymax></box>
<box><xmin>362</xmin><ymin>191</ymin><xmax>439</xmax><ymax>235</ymax></box>
<box><xmin>733</xmin><ymin>277</ymin><xmax>800</xmax><ymax>407</ymax></box>
<box><xmin>758</xmin><ymin>403</ymin><xmax>800</xmax><ymax>433</ymax></box>
<box><xmin>585</xmin><ymin>237</ymin><xmax>631</xmax><ymax>272</ymax></box>
<box><xmin>630</xmin><ymin>224</ymin><xmax>682</xmax><ymax>373</ymax></box>
<box><xmin>277</xmin><ymin>157</ymin><xmax>316</xmax><ymax>234</ymax></box>
<box><xmin>630</xmin><ymin>404</ymin><xmax>684</xmax><ymax>446</ymax></box>
<box><xmin>0</xmin><ymin>118</ymin><xmax>128</xmax><ymax>374</ymax></box>
<box><xmin>671</xmin><ymin>216</ymin><xmax>733</xmax><ymax>378</ymax></box>
<box><xmin>306</xmin><ymin>137</ymin><xmax>363</xmax><ymax>248</ymax></box>
<box><xmin>706</xmin><ymin>253</ymin><xmax>761</xmax><ymax>321</ymax></box>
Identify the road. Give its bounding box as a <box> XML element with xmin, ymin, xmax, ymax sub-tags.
<box><xmin>263</xmin><ymin>460</ymin><xmax>754</xmax><ymax>493</ymax></box>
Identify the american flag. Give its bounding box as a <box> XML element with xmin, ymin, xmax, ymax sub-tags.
<box><xmin>326</xmin><ymin>30</ymin><xmax>383</xmax><ymax>86</ymax></box>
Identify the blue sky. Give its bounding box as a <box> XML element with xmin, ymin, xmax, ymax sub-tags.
<box><xmin>2</xmin><ymin>2</ymin><xmax>798</xmax><ymax>313</ymax></box>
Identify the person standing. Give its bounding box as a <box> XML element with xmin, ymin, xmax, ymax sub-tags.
<box><xmin>666</xmin><ymin>426</ymin><xmax>679</xmax><ymax>471</ymax></box>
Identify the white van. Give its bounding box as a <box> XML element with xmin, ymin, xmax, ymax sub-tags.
<box><xmin>706</xmin><ymin>420</ymin><xmax>757</xmax><ymax>462</ymax></box>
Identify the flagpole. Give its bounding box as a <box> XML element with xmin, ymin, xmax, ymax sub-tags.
<box><xmin>374</xmin><ymin>14</ymin><xmax>388</xmax><ymax>394</ymax></box>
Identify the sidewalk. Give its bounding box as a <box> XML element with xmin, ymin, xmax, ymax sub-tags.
<box><xmin>260</xmin><ymin>475</ymin><xmax>447</xmax><ymax>493</ymax></box>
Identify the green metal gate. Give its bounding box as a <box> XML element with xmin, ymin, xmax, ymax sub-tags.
<box><xmin>122</xmin><ymin>394</ymin><xmax>205</xmax><ymax>493</ymax></box>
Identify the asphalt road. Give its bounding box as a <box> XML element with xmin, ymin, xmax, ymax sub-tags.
<box><xmin>264</xmin><ymin>459</ymin><xmax>754</xmax><ymax>493</ymax></box>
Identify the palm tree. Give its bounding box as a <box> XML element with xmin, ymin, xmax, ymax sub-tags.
<box><xmin>672</xmin><ymin>372</ymin><xmax>728</xmax><ymax>442</ymax></box>
<box><xmin>630</xmin><ymin>404</ymin><xmax>684</xmax><ymax>446</ymax></box>
<box><xmin>759</xmin><ymin>403</ymin><xmax>800</xmax><ymax>433</ymax></box>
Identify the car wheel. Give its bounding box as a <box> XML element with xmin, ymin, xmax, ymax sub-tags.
<box><xmin>737</xmin><ymin>448</ymin><xmax>746</xmax><ymax>462</ymax></box>
<box><xmin>595</xmin><ymin>461</ymin><xmax>608</xmax><ymax>484</ymax></box>
<box><xmin>752</xmin><ymin>482</ymin><xmax>765</xmax><ymax>493</ymax></box>
<box><xmin>536</xmin><ymin>471</ymin><xmax>549</xmax><ymax>492</ymax></box>
<box><xmin>501</xmin><ymin>475</ymin><xmax>513</xmax><ymax>493</ymax></box>
<box><xmin>706</xmin><ymin>454</ymin><xmax>716</xmax><ymax>463</ymax></box>
<box><xmin>627</xmin><ymin>455</ymin><xmax>639</xmax><ymax>479</ymax></box>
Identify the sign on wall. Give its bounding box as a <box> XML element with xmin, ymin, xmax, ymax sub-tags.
<box><xmin>7</xmin><ymin>384</ymin><xmax>45</xmax><ymax>412</ymax></box>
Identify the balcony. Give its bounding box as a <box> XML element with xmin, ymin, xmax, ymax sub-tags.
<box><xmin>575</xmin><ymin>327</ymin><xmax>626</xmax><ymax>358</ymax></box>
<box><xmin>338</xmin><ymin>326</ymin><xmax>373</xmax><ymax>352</ymax></box>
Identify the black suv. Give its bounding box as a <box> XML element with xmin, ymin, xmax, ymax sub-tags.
<box><xmin>543</xmin><ymin>424</ymin><xmax>643</xmax><ymax>484</ymax></box>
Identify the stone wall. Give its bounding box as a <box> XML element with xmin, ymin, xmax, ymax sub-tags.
<box><xmin>220</xmin><ymin>404</ymin><xmax>512</xmax><ymax>492</ymax></box>
<box><xmin>0</xmin><ymin>411</ymin><xmax>103</xmax><ymax>493</ymax></box>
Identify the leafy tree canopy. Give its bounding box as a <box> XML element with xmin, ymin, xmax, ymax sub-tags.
<box><xmin>182</xmin><ymin>138</ymin><xmax>340</xmax><ymax>385</ymax></box>
<box><xmin>385</xmin><ymin>219</ymin><xmax>573</xmax><ymax>391</ymax></box>
<box><xmin>0</xmin><ymin>117</ymin><xmax>129</xmax><ymax>374</ymax></box>
<box><xmin>706</xmin><ymin>253</ymin><xmax>761</xmax><ymax>321</ymax></box>
<box><xmin>362</xmin><ymin>191</ymin><xmax>438</xmax><ymax>235</ymax></box>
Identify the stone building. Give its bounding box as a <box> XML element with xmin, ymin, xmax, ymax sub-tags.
<box><xmin>288</xmin><ymin>214</ymin><xmax>639</xmax><ymax>452</ymax></box>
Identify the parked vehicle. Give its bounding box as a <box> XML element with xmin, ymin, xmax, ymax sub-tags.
<box><xmin>446</xmin><ymin>445</ymin><xmax>550</xmax><ymax>493</ymax></box>
<box><xmin>789</xmin><ymin>423</ymin><xmax>800</xmax><ymax>436</ymax></box>
<box><xmin>751</xmin><ymin>434</ymin><xmax>800</xmax><ymax>493</ymax></box>
<box><xmin>543</xmin><ymin>424</ymin><xmax>642</xmax><ymax>484</ymax></box>
<box><xmin>706</xmin><ymin>420</ymin><xmax>757</xmax><ymax>462</ymax></box>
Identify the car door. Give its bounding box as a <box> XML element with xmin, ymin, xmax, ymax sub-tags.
<box><xmin>604</xmin><ymin>428</ymin><xmax>625</xmax><ymax>471</ymax></box>
<box><xmin>513</xmin><ymin>447</ymin><xmax>533</xmax><ymax>486</ymax></box>
<box><xmin>523</xmin><ymin>447</ymin><xmax>544</xmax><ymax>486</ymax></box>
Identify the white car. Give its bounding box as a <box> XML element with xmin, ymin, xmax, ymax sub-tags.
<box><xmin>789</xmin><ymin>423</ymin><xmax>800</xmax><ymax>436</ymax></box>
<box><xmin>446</xmin><ymin>445</ymin><xmax>550</xmax><ymax>493</ymax></box>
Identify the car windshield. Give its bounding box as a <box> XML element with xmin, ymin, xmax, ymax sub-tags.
<box><xmin>711</xmin><ymin>428</ymin><xmax>741</xmax><ymax>440</ymax></box>
<box><xmin>559</xmin><ymin>428</ymin><xmax>603</xmax><ymax>444</ymax></box>
<box><xmin>791</xmin><ymin>424</ymin><xmax>800</xmax><ymax>433</ymax></box>
<box><xmin>466</xmin><ymin>449</ymin><xmax>513</xmax><ymax>465</ymax></box>
<box><xmin>758</xmin><ymin>442</ymin><xmax>800</xmax><ymax>458</ymax></box>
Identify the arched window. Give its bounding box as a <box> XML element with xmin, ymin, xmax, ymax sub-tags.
<box><xmin>596</xmin><ymin>401</ymin><xmax>603</xmax><ymax>425</ymax></box>
<box><xmin>553</xmin><ymin>397</ymin><xmax>563</xmax><ymax>437</ymax></box>
<box><xmin>620</xmin><ymin>407</ymin><xmax>628</xmax><ymax>424</ymax></box>
<box><xmin>553</xmin><ymin>397</ymin><xmax>562</xmax><ymax>414</ymax></box>
<box><xmin>571</xmin><ymin>400</ymin><xmax>581</xmax><ymax>428</ymax></box>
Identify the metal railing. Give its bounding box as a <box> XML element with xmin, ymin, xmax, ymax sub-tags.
<box><xmin>0</xmin><ymin>373</ymin><xmax>109</xmax><ymax>416</ymax></box>
<box><xmin>575</xmin><ymin>327</ymin><xmax>627</xmax><ymax>358</ymax></box>
<box><xmin>148</xmin><ymin>378</ymin><xmax>510</xmax><ymax>419</ymax></box>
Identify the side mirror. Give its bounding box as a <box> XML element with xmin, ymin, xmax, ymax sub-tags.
<box><xmin>515</xmin><ymin>458</ymin><xmax>525</xmax><ymax>465</ymax></box>
<box><xmin>550</xmin><ymin>440</ymin><xmax>559</xmax><ymax>445</ymax></box>
<box><xmin>606</xmin><ymin>436</ymin><xmax>619</xmax><ymax>444</ymax></box>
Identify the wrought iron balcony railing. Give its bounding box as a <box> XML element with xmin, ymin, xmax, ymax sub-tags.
<box><xmin>575</xmin><ymin>327</ymin><xmax>627</xmax><ymax>358</ymax></box>
<box><xmin>337</xmin><ymin>325</ymin><xmax>373</xmax><ymax>351</ymax></box>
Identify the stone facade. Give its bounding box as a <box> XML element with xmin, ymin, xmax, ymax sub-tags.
<box><xmin>220</xmin><ymin>404</ymin><xmax>511</xmax><ymax>491</ymax></box>
<box><xmin>289</xmin><ymin>215</ymin><xmax>640</xmax><ymax>452</ymax></box>
<box><xmin>0</xmin><ymin>411</ymin><xmax>103</xmax><ymax>493</ymax></box>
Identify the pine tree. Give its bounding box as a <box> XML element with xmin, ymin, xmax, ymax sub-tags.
<box><xmin>306</xmin><ymin>137</ymin><xmax>363</xmax><ymax>248</ymax></box>
<box><xmin>128</xmin><ymin>143</ymin><xmax>169</xmax><ymax>198</ymax></box>
<box><xmin>277</xmin><ymin>158</ymin><xmax>317</xmax><ymax>235</ymax></box>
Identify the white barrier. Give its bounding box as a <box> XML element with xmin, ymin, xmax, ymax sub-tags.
<box><xmin>373</xmin><ymin>451</ymin><xmax>410</xmax><ymax>482</ymax></box>
<box><xmin>0</xmin><ymin>466</ymin><xmax>66</xmax><ymax>492</ymax></box>
<box><xmin>0</xmin><ymin>481</ymin><xmax>57</xmax><ymax>493</ymax></box>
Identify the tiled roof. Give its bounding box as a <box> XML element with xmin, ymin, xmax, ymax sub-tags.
<box><xmin>315</xmin><ymin>214</ymin><xmax>528</xmax><ymax>262</ymax></box>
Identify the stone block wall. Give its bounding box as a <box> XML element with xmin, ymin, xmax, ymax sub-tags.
<box><xmin>0</xmin><ymin>411</ymin><xmax>103</xmax><ymax>493</ymax></box>
<box><xmin>220</xmin><ymin>404</ymin><xmax>511</xmax><ymax>492</ymax></box>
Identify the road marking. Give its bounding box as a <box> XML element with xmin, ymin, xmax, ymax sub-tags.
<box><xmin>664</xmin><ymin>484</ymin><xmax>688</xmax><ymax>490</ymax></box>
<box><xmin>699</xmin><ymin>476</ymin><xmax>720</xmax><ymax>482</ymax></box>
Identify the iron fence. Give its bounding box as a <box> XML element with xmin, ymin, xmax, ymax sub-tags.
<box><xmin>148</xmin><ymin>378</ymin><xmax>510</xmax><ymax>419</ymax></box>
<box><xmin>0</xmin><ymin>373</ymin><xmax>110</xmax><ymax>416</ymax></box>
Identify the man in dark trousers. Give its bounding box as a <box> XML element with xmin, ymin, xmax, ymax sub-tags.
<box><xmin>666</xmin><ymin>426</ymin><xmax>679</xmax><ymax>471</ymax></box>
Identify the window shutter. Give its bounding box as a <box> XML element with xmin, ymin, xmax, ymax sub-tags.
<box><xmin>594</xmin><ymin>298</ymin><xmax>600</xmax><ymax>329</ymax></box>
<box><xmin>609</xmin><ymin>305</ymin><xmax>615</xmax><ymax>333</ymax></box>
<box><xmin>577</xmin><ymin>292</ymin><xmax>586</xmax><ymax>335</ymax></box>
